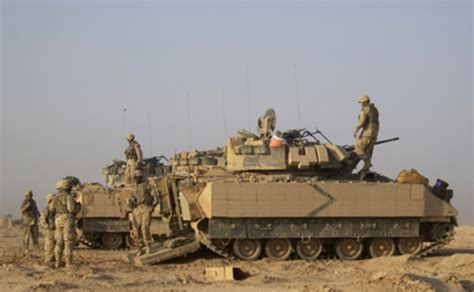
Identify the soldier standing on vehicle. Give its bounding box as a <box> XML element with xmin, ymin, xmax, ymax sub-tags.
<box><xmin>41</xmin><ymin>193</ymin><xmax>56</xmax><ymax>267</ymax></box>
<box><xmin>124</xmin><ymin>133</ymin><xmax>143</xmax><ymax>185</ymax></box>
<box><xmin>353</xmin><ymin>95</ymin><xmax>380</xmax><ymax>178</ymax></box>
<box><xmin>19</xmin><ymin>190</ymin><xmax>40</xmax><ymax>250</ymax></box>
<box><xmin>127</xmin><ymin>170</ymin><xmax>154</xmax><ymax>255</ymax></box>
<box><xmin>52</xmin><ymin>177</ymin><xmax>81</xmax><ymax>268</ymax></box>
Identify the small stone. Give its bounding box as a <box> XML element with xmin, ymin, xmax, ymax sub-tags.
<box><xmin>371</xmin><ymin>271</ymin><xmax>387</xmax><ymax>281</ymax></box>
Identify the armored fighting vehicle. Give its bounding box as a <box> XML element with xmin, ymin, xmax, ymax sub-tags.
<box><xmin>129</xmin><ymin>109</ymin><xmax>458</xmax><ymax>265</ymax></box>
<box><xmin>75</xmin><ymin>156</ymin><xmax>172</xmax><ymax>249</ymax></box>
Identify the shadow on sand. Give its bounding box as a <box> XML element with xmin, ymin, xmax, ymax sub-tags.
<box><xmin>428</xmin><ymin>248</ymin><xmax>474</xmax><ymax>257</ymax></box>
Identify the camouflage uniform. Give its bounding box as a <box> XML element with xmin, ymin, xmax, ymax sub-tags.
<box><xmin>51</xmin><ymin>178</ymin><xmax>81</xmax><ymax>268</ymax></box>
<box><xmin>40</xmin><ymin>194</ymin><xmax>56</xmax><ymax>267</ymax></box>
<box><xmin>19</xmin><ymin>191</ymin><xmax>40</xmax><ymax>249</ymax></box>
<box><xmin>124</xmin><ymin>133</ymin><xmax>143</xmax><ymax>185</ymax></box>
<box><xmin>128</xmin><ymin>171</ymin><xmax>154</xmax><ymax>254</ymax></box>
<box><xmin>353</xmin><ymin>95</ymin><xmax>379</xmax><ymax>175</ymax></box>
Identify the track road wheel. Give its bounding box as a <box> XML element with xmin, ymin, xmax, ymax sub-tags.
<box><xmin>265</xmin><ymin>239</ymin><xmax>292</xmax><ymax>260</ymax></box>
<box><xmin>369</xmin><ymin>238</ymin><xmax>396</xmax><ymax>258</ymax></box>
<box><xmin>101</xmin><ymin>233</ymin><xmax>124</xmax><ymax>250</ymax></box>
<box><xmin>233</xmin><ymin>239</ymin><xmax>262</xmax><ymax>261</ymax></box>
<box><xmin>296</xmin><ymin>238</ymin><xmax>322</xmax><ymax>260</ymax></box>
<box><xmin>125</xmin><ymin>234</ymin><xmax>137</xmax><ymax>248</ymax></box>
<box><xmin>336</xmin><ymin>238</ymin><xmax>363</xmax><ymax>260</ymax></box>
<box><xmin>397</xmin><ymin>237</ymin><xmax>422</xmax><ymax>255</ymax></box>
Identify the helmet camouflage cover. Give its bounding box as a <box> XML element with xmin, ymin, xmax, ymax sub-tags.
<box><xmin>56</xmin><ymin>176</ymin><xmax>81</xmax><ymax>190</ymax></box>
<box><xmin>63</xmin><ymin>176</ymin><xmax>81</xmax><ymax>188</ymax></box>
<box><xmin>127</xmin><ymin>133</ymin><xmax>135</xmax><ymax>141</ymax></box>
<box><xmin>358</xmin><ymin>95</ymin><xmax>370</xmax><ymax>103</ymax></box>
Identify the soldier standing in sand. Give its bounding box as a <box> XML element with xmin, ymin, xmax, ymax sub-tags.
<box><xmin>41</xmin><ymin>193</ymin><xmax>56</xmax><ymax>267</ymax></box>
<box><xmin>19</xmin><ymin>190</ymin><xmax>40</xmax><ymax>250</ymax></box>
<box><xmin>127</xmin><ymin>170</ymin><xmax>154</xmax><ymax>255</ymax></box>
<box><xmin>353</xmin><ymin>95</ymin><xmax>380</xmax><ymax>178</ymax></box>
<box><xmin>51</xmin><ymin>177</ymin><xmax>81</xmax><ymax>268</ymax></box>
<box><xmin>124</xmin><ymin>133</ymin><xmax>143</xmax><ymax>185</ymax></box>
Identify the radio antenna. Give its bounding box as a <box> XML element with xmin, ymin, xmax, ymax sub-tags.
<box><xmin>186</xmin><ymin>91</ymin><xmax>192</xmax><ymax>150</ymax></box>
<box><xmin>147</xmin><ymin>109</ymin><xmax>153</xmax><ymax>156</ymax></box>
<box><xmin>293</xmin><ymin>64</ymin><xmax>302</xmax><ymax>128</ymax></box>
<box><xmin>121</xmin><ymin>107</ymin><xmax>127</xmax><ymax>139</ymax></box>
<box><xmin>246</xmin><ymin>65</ymin><xmax>252</xmax><ymax>131</ymax></box>
<box><xmin>221</xmin><ymin>89</ymin><xmax>228</xmax><ymax>139</ymax></box>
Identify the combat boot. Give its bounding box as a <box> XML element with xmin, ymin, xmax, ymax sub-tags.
<box><xmin>54</xmin><ymin>254</ymin><xmax>62</xmax><ymax>269</ymax></box>
<box><xmin>65</xmin><ymin>253</ymin><xmax>75</xmax><ymax>269</ymax></box>
<box><xmin>145</xmin><ymin>245</ymin><xmax>152</xmax><ymax>254</ymax></box>
<box><xmin>65</xmin><ymin>261</ymin><xmax>74</xmax><ymax>269</ymax></box>
<box><xmin>136</xmin><ymin>247</ymin><xmax>145</xmax><ymax>256</ymax></box>
<box><xmin>44</xmin><ymin>259</ymin><xmax>54</xmax><ymax>269</ymax></box>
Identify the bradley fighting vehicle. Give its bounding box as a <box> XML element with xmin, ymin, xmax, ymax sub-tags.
<box><xmin>75</xmin><ymin>156</ymin><xmax>172</xmax><ymax>249</ymax></box>
<box><xmin>129</xmin><ymin>109</ymin><xmax>458</xmax><ymax>265</ymax></box>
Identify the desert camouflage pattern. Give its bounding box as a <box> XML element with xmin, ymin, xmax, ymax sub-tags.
<box><xmin>19</xmin><ymin>193</ymin><xmax>40</xmax><ymax>249</ymax></box>
<box><xmin>75</xmin><ymin>170</ymin><xmax>169</xmax><ymax>250</ymax></box>
<box><xmin>127</xmin><ymin>179</ymin><xmax>155</xmax><ymax>253</ymax></box>
<box><xmin>40</xmin><ymin>194</ymin><xmax>56</xmax><ymax>266</ymax></box>
<box><xmin>52</xmin><ymin>189</ymin><xmax>79</xmax><ymax>268</ymax></box>
<box><xmin>124</xmin><ymin>135</ymin><xmax>143</xmax><ymax>185</ymax></box>
<box><xmin>354</xmin><ymin>101</ymin><xmax>379</xmax><ymax>173</ymax></box>
<box><xmin>129</xmin><ymin>108</ymin><xmax>457</xmax><ymax>265</ymax></box>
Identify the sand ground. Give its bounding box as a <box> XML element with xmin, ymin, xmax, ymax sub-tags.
<box><xmin>0</xmin><ymin>225</ymin><xmax>473</xmax><ymax>292</ymax></box>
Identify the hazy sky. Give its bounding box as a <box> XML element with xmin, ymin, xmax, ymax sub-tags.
<box><xmin>1</xmin><ymin>1</ymin><xmax>473</xmax><ymax>224</ymax></box>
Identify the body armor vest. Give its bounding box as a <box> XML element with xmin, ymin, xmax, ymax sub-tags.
<box><xmin>134</xmin><ymin>183</ymin><xmax>153</xmax><ymax>206</ymax></box>
<box><xmin>366</xmin><ymin>104</ymin><xmax>379</xmax><ymax>124</ymax></box>
<box><xmin>54</xmin><ymin>191</ymin><xmax>71</xmax><ymax>215</ymax></box>
<box><xmin>125</xmin><ymin>141</ymin><xmax>139</xmax><ymax>160</ymax></box>
<box><xmin>361</xmin><ymin>104</ymin><xmax>379</xmax><ymax>138</ymax></box>
<box><xmin>21</xmin><ymin>199</ymin><xmax>38</xmax><ymax>218</ymax></box>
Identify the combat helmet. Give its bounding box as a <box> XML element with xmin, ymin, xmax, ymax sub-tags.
<box><xmin>24</xmin><ymin>190</ymin><xmax>33</xmax><ymax>196</ymax></box>
<box><xmin>127</xmin><ymin>133</ymin><xmax>135</xmax><ymax>141</ymax></box>
<box><xmin>63</xmin><ymin>176</ymin><xmax>81</xmax><ymax>188</ymax></box>
<box><xmin>56</xmin><ymin>177</ymin><xmax>75</xmax><ymax>190</ymax></box>
<box><xmin>46</xmin><ymin>193</ymin><xmax>55</xmax><ymax>203</ymax></box>
<box><xmin>358</xmin><ymin>95</ymin><xmax>370</xmax><ymax>103</ymax></box>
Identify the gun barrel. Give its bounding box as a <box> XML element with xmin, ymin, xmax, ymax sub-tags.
<box><xmin>346</xmin><ymin>137</ymin><xmax>399</xmax><ymax>151</ymax></box>
<box><xmin>374</xmin><ymin>137</ymin><xmax>399</xmax><ymax>146</ymax></box>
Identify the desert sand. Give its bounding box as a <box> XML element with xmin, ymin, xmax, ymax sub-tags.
<box><xmin>0</xmin><ymin>225</ymin><xmax>473</xmax><ymax>291</ymax></box>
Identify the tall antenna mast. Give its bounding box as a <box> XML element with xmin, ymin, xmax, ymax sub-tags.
<box><xmin>147</xmin><ymin>110</ymin><xmax>153</xmax><ymax>156</ymax></box>
<box><xmin>221</xmin><ymin>89</ymin><xmax>228</xmax><ymax>139</ymax></box>
<box><xmin>246</xmin><ymin>65</ymin><xmax>252</xmax><ymax>131</ymax></box>
<box><xmin>121</xmin><ymin>107</ymin><xmax>127</xmax><ymax>138</ymax></box>
<box><xmin>293</xmin><ymin>64</ymin><xmax>302</xmax><ymax>128</ymax></box>
<box><xmin>186</xmin><ymin>91</ymin><xmax>192</xmax><ymax>150</ymax></box>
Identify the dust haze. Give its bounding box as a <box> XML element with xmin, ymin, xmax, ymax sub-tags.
<box><xmin>1</xmin><ymin>2</ymin><xmax>472</xmax><ymax>223</ymax></box>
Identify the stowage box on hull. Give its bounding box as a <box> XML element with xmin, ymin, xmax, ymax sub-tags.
<box><xmin>194</xmin><ymin>181</ymin><xmax>458</xmax><ymax>219</ymax></box>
